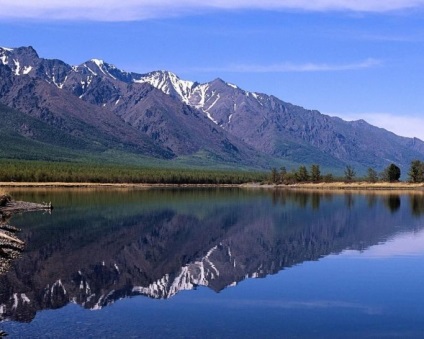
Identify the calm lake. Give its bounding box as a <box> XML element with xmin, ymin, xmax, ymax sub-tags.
<box><xmin>2</xmin><ymin>188</ymin><xmax>424</xmax><ymax>338</ymax></box>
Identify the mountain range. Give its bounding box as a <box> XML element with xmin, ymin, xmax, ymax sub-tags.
<box><xmin>1</xmin><ymin>45</ymin><xmax>423</xmax><ymax>174</ymax></box>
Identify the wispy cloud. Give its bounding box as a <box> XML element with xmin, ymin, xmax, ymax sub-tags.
<box><xmin>332</xmin><ymin>112</ymin><xmax>424</xmax><ymax>140</ymax></box>
<box><xmin>337</xmin><ymin>229</ymin><xmax>424</xmax><ymax>259</ymax></box>
<box><xmin>1</xmin><ymin>1</ymin><xmax>424</xmax><ymax>21</ymax></box>
<box><xmin>187</xmin><ymin>297</ymin><xmax>381</xmax><ymax>314</ymax></box>
<box><xmin>357</xmin><ymin>33</ymin><xmax>424</xmax><ymax>43</ymax></box>
<box><xmin>189</xmin><ymin>58</ymin><xmax>381</xmax><ymax>73</ymax></box>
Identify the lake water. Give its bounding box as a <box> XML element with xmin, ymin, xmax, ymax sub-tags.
<box><xmin>1</xmin><ymin>188</ymin><xmax>424</xmax><ymax>338</ymax></box>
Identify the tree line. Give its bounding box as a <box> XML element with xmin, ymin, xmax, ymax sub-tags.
<box><xmin>268</xmin><ymin>160</ymin><xmax>424</xmax><ymax>184</ymax></box>
<box><xmin>0</xmin><ymin>160</ymin><xmax>266</xmax><ymax>184</ymax></box>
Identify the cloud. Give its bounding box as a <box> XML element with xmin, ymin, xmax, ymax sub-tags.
<box><xmin>333</xmin><ymin>112</ymin><xmax>424</xmax><ymax>140</ymax></box>
<box><xmin>1</xmin><ymin>0</ymin><xmax>424</xmax><ymax>21</ymax></box>
<box><xmin>225</xmin><ymin>298</ymin><xmax>380</xmax><ymax>313</ymax></box>
<box><xmin>338</xmin><ymin>228</ymin><xmax>424</xmax><ymax>259</ymax></box>
<box><xmin>189</xmin><ymin>296</ymin><xmax>381</xmax><ymax>314</ymax></box>
<box><xmin>190</xmin><ymin>58</ymin><xmax>381</xmax><ymax>73</ymax></box>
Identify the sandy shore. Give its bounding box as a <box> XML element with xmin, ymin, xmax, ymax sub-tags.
<box><xmin>243</xmin><ymin>182</ymin><xmax>424</xmax><ymax>191</ymax></box>
<box><xmin>1</xmin><ymin>181</ymin><xmax>424</xmax><ymax>191</ymax></box>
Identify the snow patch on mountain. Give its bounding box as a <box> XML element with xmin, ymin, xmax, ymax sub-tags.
<box><xmin>207</xmin><ymin>93</ymin><xmax>220</xmax><ymax>111</ymax></box>
<box><xmin>91</xmin><ymin>58</ymin><xmax>104</xmax><ymax>68</ymax></box>
<box><xmin>133</xmin><ymin>70</ymin><xmax>264</xmax><ymax>127</ymax></box>
<box><xmin>134</xmin><ymin>70</ymin><xmax>195</xmax><ymax>105</ymax></box>
<box><xmin>0</xmin><ymin>54</ymin><xmax>8</xmax><ymax>65</ymax></box>
<box><xmin>191</xmin><ymin>83</ymin><xmax>209</xmax><ymax>108</ymax></box>
<box><xmin>13</xmin><ymin>59</ymin><xmax>21</xmax><ymax>75</ymax></box>
<box><xmin>91</xmin><ymin>59</ymin><xmax>117</xmax><ymax>80</ymax></box>
<box><xmin>22</xmin><ymin>65</ymin><xmax>32</xmax><ymax>75</ymax></box>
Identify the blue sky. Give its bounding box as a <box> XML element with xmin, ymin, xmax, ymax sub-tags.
<box><xmin>1</xmin><ymin>1</ymin><xmax>424</xmax><ymax>139</ymax></box>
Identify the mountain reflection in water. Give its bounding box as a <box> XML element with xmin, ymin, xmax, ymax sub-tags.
<box><xmin>1</xmin><ymin>188</ymin><xmax>424</xmax><ymax>323</ymax></box>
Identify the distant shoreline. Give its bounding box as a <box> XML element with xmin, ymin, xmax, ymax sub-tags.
<box><xmin>0</xmin><ymin>182</ymin><xmax>241</xmax><ymax>189</ymax></box>
<box><xmin>244</xmin><ymin>182</ymin><xmax>424</xmax><ymax>191</ymax></box>
<box><xmin>1</xmin><ymin>181</ymin><xmax>424</xmax><ymax>191</ymax></box>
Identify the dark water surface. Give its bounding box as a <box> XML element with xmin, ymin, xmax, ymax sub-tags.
<box><xmin>2</xmin><ymin>188</ymin><xmax>424</xmax><ymax>338</ymax></box>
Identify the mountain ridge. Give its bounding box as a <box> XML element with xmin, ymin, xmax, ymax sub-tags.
<box><xmin>1</xmin><ymin>45</ymin><xmax>423</xmax><ymax>174</ymax></box>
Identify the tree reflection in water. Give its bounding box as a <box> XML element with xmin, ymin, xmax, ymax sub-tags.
<box><xmin>385</xmin><ymin>195</ymin><xmax>401</xmax><ymax>213</ymax></box>
<box><xmin>411</xmin><ymin>194</ymin><xmax>424</xmax><ymax>216</ymax></box>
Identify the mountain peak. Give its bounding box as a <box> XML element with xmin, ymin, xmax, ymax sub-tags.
<box><xmin>210</xmin><ymin>77</ymin><xmax>240</xmax><ymax>91</ymax></box>
<box><xmin>0</xmin><ymin>45</ymin><xmax>40</xmax><ymax>61</ymax></box>
<box><xmin>211</xmin><ymin>77</ymin><xmax>226</xmax><ymax>84</ymax></box>
<box><xmin>133</xmin><ymin>70</ymin><xmax>195</xmax><ymax>104</ymax></box>
<box><xmin>14</xmin><ymin>46</ymin><xmax>39</xmax><ymax>59</ymax></box>
<box><xmin>141</xmin><ymin>70</ymin><xmax>184</xmax><ymax>82</ymax></box>
<box><xmin>78</xmin><ymin>59</ymin><xmax>121</xmax><ymax>81</ymax></box>
<box><xmin>91</xmin><ymin>58</ymin><xmax>104</xmax><ymax>66</ymax></box>
<box><xmin>0</xmin><ymin>45</ymin><xmax>40</xmax><ymax>76</ymax></box>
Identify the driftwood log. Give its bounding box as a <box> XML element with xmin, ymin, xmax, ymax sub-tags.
<box><xmin>0</xmin><ymin>195</ymin><xmax>53</xmax><ymax>275</ymax></box>
<box><xmin>0</xmin><ymin>195</ymin><xmax>53</xmax><ymax>214</ymax></box>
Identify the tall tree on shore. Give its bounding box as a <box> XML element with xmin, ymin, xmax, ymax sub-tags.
<box><xmin>296</xmin><ymin>166</ymin><xmax>309</xmax><ymax>182</ymax></box>
<box><xmin>310</xmin><ymin>164</ymin><xmax>321</xmax><ymax>182</ymax></box>
<box><xmin>344</xmin><ymin>165</ymin><xmax>356</xmax><ymax>182</ymax></box>
<box><xmin>366</xmin><ymin>167</ymin><xmax>379</xmax><ymax>183</ymax></box>
<box><xmin>408</xmin><ymin>160</ymin><xmax>424</xmax><ymax>183</ymax></box>
<box><xmin>382</xmin><ymin>163</ymin><xmax>401</xmax><ymax>182</ymax></box>
<box><xmin>270</xmin><ymin>167</ymin><xmax>278</xmax><ymax>183</ymax></box>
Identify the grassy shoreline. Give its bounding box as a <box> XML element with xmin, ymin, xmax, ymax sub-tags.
<box><xmin>1</xmin><ymin>181</ymin><xmax>424</xmax><ymax>191</ymax></box>
<box><xmin>278</xmin><ymin>182</ymin><xmax>424</xmax><ymax>190</ymax></box>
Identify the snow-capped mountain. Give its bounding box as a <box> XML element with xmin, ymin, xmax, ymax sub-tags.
<box><xmin>135</xmin><ymin>69</ymin><xmax>424</xmax><ymax>172</ymax></box>
<box><xmin>2</xmin><ymin>45</ymin><xmax>424</xmax><ymax>172</ymax></box>
<box><xmin>0</xmin><ymin>46</ymin><xmax>263</xmax><ymax>167</ymax></box>
<box><xmin>0</xmin><ymin>46</ymin><xmax>71</xmax><ymax>87</ymax></box>
<box><xmin>133</xmin><ymin>70</ymin><xmax>197</xmax><ymax>104</ymax></box>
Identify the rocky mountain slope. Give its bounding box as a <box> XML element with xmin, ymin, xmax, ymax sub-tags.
<box><xmin>137</xmin><ymin>70</ymin><xmax>424</xmax><ymax>172</ymax></box>
<box><xmin>0</xmin><ymin>47</ymin><xmax>265</xmax><ymax>168</ymax></box>
<box><xmin>1</xmin><ymin>46</ymin><xmax>424</xmax><ymax>172</ymax></box>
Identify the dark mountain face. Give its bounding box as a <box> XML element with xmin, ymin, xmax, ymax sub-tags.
<box><xmin>62</xmin><ymin>68</ymin><xmax>260</xmax><ymax>163</ymax></box>
<box><xmin>141</xmin><ymin>73</ymin><xmax>424</xmax><ymax>172</ymax></box>
<box><xmin>1</xmin><ymin>45</ymin><xmax>424</xmax><ymax>172</ymax></box>
<box><xmin>0</xmin><ymin>47</ymin><xmax>264</xmax><ymax>167</ymax></box>
<box><xmin>0</xmin><ymin>64</ymin><xmax>172</xmax><ymax>159</ymax></box>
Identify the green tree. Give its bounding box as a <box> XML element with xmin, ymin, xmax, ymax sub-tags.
<box><xmin>344</xmin><ymin>165</ymin><xmax>356</xmax><ymax>182</ymax></box>
<box><xmin>295</xmin><ymin>165</ymin><xmax>309</xmax><ymax>182</ymax></box>
<box><xmin>383</xmin><ymin>163</ymin><xmax>401</xmax><ymax>182</ymax></box>
<box><xmin>284</xmin><ymin>172</ymin><xmax>297</xmax><ymax>184</ymax></box>
<box><xmin>366</xmin><ymin>167</ymin><xmax>378</xmax><ymax>183</ymax></box>
<box><xmin>310</xmin><ymin>164</ymin><xmax>321</xmax><ymax>182</ymax></box>
<box><xmin>408</xmin><ymin>160</ymin><xmax>424</xmax><ymax>183</ymax></box>
<box><xmin>270</xmin><ymin>167</ymin><xmax>278</xmax><ymax>183</ymax></box>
